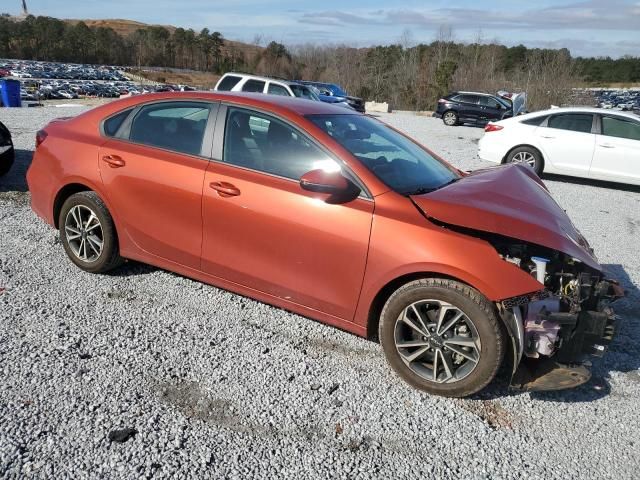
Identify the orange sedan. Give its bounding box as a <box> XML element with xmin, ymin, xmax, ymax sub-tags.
<box><xmin>27</xmin><ymin>92</ymin><xmax>621</xmax><ymax>397</ymax></box>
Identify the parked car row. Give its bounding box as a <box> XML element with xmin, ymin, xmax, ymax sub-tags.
<box><xmin>593</xmin><ymin>88</ymin><xmax>640</xmax><ymax>111</ymax></box>
<box><xmin>17</xmin><ymin>79</ymin><xmax>197</xmax><ymax>102</ymax></box>
<box><xmin>214</xmin><ymin>73</ymin><xmax>365</xmax><ymax>112</ymax></box>
<box><xmin>0</xmin><ymin>59</ymin><xmax>127</xmax><ymax>81</ymax></box>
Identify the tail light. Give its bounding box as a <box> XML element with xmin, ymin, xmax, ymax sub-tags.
<box><xmin>438</xmin><ymin>98</ymin><xmax>447</xmax><ymax>104</ymax></box>
<box><xmin>35</xmin><ymin>129</ymin><xmax>48</xmax><ymax>148</ymax></box>
<box><xmin>484</xmin><ymin>124</ymin><xmax>504</xmax><ymax>132</ymax></box>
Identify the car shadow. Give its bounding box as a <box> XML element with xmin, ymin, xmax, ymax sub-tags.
<box><xmin>0</xmin><ymin>148</ymin><xmax>32</xmax><ymax>193</ymax></box>
<box><xmin>475</xmin><ymin>263</ymin><xmax>639</xmax><ymax>402</ymax></box>
<box><xmin>542</xmin><ymin>173</ymin><xmax>640</xmax><ymax>193</ymax></box>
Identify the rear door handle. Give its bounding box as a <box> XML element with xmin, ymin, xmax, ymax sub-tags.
<box><xmin>209</xmin><ymin>181</ymin><xmax>241</xmax><ymax>197</ymax></box>
<box><xmin>599</xmin><ymin>143</ymin><xmax>615</xmax><ymax>148</ymax></box>
<box><xmin>102</xmin><ymin>154</ymin><xmax>125</xmax><ymax>168</ymax></box>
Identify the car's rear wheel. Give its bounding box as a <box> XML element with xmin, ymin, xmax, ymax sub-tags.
<box><xmin>442</xmin><ymin>111</ymin><xmax>458</xmax><ymax>126</ymax></box>
<box><xmin>379</xmin><ymin>278</ymin><xmax>505</xmax><ymax>397</ymax></box>
<box><xmin>506</xmin><ymin>146</ymin><xmax>544</xmax><ymax>176</ymax></box>
<box><xmin>59</xmin><ymin>191</ymin><xmax>122</xmax><ymax>273</ymax></box>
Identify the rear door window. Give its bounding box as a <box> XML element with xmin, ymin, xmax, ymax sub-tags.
<box><xmin>128</xmin><ymin>102</ymin><xmax>211</xmax><ymax>156</ymax></box>
<box><xmin>267</xmin><ymin>83</ymin><xmax>290</xmax><ymax>96</ymax></box>
<box><xmin>601</xmin><ymin>116</ymin><xmax>640</xmax><ymax>141</ymax></box>
<box><xmin>242</xmin><ymin>80</ymin><xmax>266</xmax><ymax>93</ymax></box>
<box><xmin>217</xmin><ymin>75</ymin><xmax>242</xmax><ymax>91</ymax></box>
<box><xmin>548</xmin><ymin>114</ymin><xmax>594</xmax><ymax>133</ymax></box>
<box><xmin>458</xmin><ymin>95</ymin><xmax>480</xmax><ymax>104</ymax></box>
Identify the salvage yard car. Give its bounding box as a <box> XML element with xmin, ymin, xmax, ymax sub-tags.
<box><xmin>26</xmin><ymin>92</ymin><xmax>623</xmax><ymax>397</ymax></box>
<box><xmin>0</xmin><ymin>120</ymin><xmax>15</xmax><ymax>177</ymax></box>
<box><xmin>479</xmin><ymin>107</ymin><xmax>640</xmax><ymax>184</ymax></box>
<box><xmin>437</xmin><ymin>91</ymin><xmax>527</xmax><ymax>126</ymax></box>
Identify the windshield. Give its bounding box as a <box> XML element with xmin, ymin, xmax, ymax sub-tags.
<box><xmin>326</xmin><ymin>84</ymin><xmax>347</xmax><ymax>97</ymax></box>
<box><xmin>308</xmin><ymin>114</ymin><xmax>459</xmax><ymax>194</ymax></box>
<box><xmin>291</xmin><ymin>85</ymin><xmax>320</xmax><ymax>101</ymax></box>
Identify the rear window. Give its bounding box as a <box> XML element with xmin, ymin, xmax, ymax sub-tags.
<box><xmin>548</xmin><ymin>114</ymin><xmax>593</xmax><ymax>133</ymax></box>
<box><xmin>103</xmin><ymin>108</ymin><xmax>132</xmax><ymax>137</ymax></box>
<box><xmin>242</xmin><ymin>80</ymin><xmax>265</xmax><ymax>93</ymax></box>
<box><xmin>217</xmin><ymin>75</ymin><xmax>242</xmax><ymax>91</ymax></box>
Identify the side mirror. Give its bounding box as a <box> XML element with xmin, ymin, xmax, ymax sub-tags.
<box><xmin>300</xmin><ymin>169</ymin><xmax>351</xmax><ymax>194</ymax></box>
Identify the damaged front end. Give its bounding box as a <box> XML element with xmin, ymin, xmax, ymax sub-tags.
<box><xmin>496</xmin><ymin>241</ymin><xmax>624</xmax><ymax>391</ymax></box>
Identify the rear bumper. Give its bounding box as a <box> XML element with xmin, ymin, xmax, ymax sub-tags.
<box><xmin>477</xmin><ymin>135</ymin><xmax>506</xmax><ymax>164</ymax></box>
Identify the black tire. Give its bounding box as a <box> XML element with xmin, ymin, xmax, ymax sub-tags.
<box><xmin>379</xmin><ymin>278</ymin><xmax>505</xmax><ymax>398</ymax></box>
<box><xmin>506</xmin><ymin>146</ymin><xmax>544</xmax><ymax>176</ymax></box>
<box><xmin>0</xmin><ymin>147</ymin><xmax>14</xmax><ymax>177</ymax></box>
<box><xmin>58</xmin><ymin>191</ymin><xmax>123</xmax><ymax>273</ymax></box>
<box><xmin>442</xmin><ymin>110</ymin><xmax>458</xmax><ymax>126</ymax></box>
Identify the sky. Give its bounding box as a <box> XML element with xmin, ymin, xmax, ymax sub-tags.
<box><xmin>9</xmin><ymin>0</ymin><xmax>640</xmax><ymax>58</ymax></box>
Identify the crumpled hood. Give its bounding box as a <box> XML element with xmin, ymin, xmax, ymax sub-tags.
<box><xmin>411</xmin><ymin>164</ymin><xmax>600</xmax><ymax>270</ymax></box>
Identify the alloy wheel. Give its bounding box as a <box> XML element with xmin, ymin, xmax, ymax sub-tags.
<box><xmin>511</xmin><ymin>151</ymin><xmax>536</xmax><ymax>167</ymax></box>
<box><xmin>64</xmin><ymin>205</ymin><xmax>104</xmax><ymax>263</ymax></box>
<box><xmin>443</xmin><ymin>112</ymin><xmax>457</xmax><ymax>126</ymax></box>
<box><xmin>393</xmin><ymin>299</ymin><xmax>481</xmax><ymax>384</ymax></box>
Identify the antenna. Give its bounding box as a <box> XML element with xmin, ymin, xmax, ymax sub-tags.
<box><xmin>22</xmin><ymin>0</ymin><xmax>28</xmax><ymax>15</ymax></box>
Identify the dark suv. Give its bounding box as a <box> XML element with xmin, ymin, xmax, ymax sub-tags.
<box><xmin>436</xmin><ymin>92</ymin><xmax>523</xmax><ymax>126</ymax></box>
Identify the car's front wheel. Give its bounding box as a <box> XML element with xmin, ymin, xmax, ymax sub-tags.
<box><xmin>442</xmin><ymin>111</ymin><xmax>458</xmax><ymax>126</ymax></box>
<box><xmin>379</xmin><ymin>278</ymin><xmax>505</xmax><ymax>397</ymax></box>
<box><xmin>59</xmin><ymin>191</ymin><xmax>123</xmax><ymax>273</ymax></box>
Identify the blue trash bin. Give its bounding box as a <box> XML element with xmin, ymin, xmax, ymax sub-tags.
<box><xmin>0</xmin><ymin>79</ymin><xmax>22</xmax><ymax>107</ymax></box>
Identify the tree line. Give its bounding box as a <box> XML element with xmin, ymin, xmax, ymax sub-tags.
<box><xmin>1</xmin><ymin>15</ymin><xmax>639</xmax><ymax>110</ymax></box>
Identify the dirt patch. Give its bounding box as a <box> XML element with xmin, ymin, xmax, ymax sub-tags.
<box><xmin>456</xmin><ymin>399</ymin><xmax>514</xmax><ymax>429</ymax></box>
<box><xmin>157</xmin><ymin>381</ymin><xmax>240</xmax><ymax>427</ymax></box>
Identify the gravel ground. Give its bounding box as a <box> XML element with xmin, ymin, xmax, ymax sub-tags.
<box><xmin>1</xmin><ymin>106</ymin><xmax>639</xmax><ymax>479</ymax></box>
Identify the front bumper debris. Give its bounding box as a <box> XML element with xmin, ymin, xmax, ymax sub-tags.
<box><xmin>504</xmin><ymin>280</ymin><xmax>622</xmax><ymax>392</ymax></box>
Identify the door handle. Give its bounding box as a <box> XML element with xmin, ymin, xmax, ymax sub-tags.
<box><xmin>102</xmin><ymin>154</ymin><xmax>126</xmax><ymax>168</ymax></box>
<box><xmin>599</xmin><ymin>143</ymin><xmax>615</xmax><ymax>148</ymax></box>
<box><xmin>209</xmin><ymin>181</ymin><xmax>241</xmax><ymax>197</ymax></box>
<box><xmin>540</xmin><ymin>135</ymin><xmax>555</xmax><ymax>139</ymax></box>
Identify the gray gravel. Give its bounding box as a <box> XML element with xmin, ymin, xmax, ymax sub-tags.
<box><xmin>1</xmin><ymin>107</ymin><xmax>639</xmax><ymax>479</ymax></box>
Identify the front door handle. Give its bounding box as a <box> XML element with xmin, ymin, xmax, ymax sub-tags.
<box><xmin>102</xmin><ymin>154</ymin><xmax>126</xmax><ymax>168</ymax></box>
<box><xmin>599</xmin><ymin>143</ymin><xmax>615</xmax><ymax>148</ymax></box>
<box><xmin>540</xmin><ymin>135</ymin><xmax>555</xmax><ymax>139</ymax></box>
<box><xmin>210</xmin><ymin>181</ymin><xmax>241</xmax><ymax>197</ymax></box>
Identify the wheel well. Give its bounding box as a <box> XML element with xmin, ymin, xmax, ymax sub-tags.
<box><xmin>53</xmin><ymin>183</ymin><xmax>92</xmax><ymax>228</ymax></box>
<box><xmin>502</xmin><ymin>144</ymin><xmax>544</xmax><ymax>166</ymax></box>
<box><xmin>366</xmin><ymin>272</ymin><xmax>470</xmax><ymax>342</ymax></box>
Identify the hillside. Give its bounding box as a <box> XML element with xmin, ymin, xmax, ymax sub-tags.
<box><xmin>64</xmin><ymin>18</ymin><xmax>263</xmax><ymax>60</ymax></box>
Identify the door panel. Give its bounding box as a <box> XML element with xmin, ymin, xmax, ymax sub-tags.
<box><xmin>99</xmin><ymin>139</ymin><xmax>209</xmax><ymax>268</ymax></box>
<box><xmin>534</xmin><ymin>114</ymin><xmax>596</xmax><ymax>174</ymax></box>
<box><xmin>201</xmin><ymin>163</ymin><xmax>373</xmax><ymax>319</ymax></box>
<box><xmin>591</xmin><ymin>134</ymin><xmax>640</xmax><ymax>183</ymax></box>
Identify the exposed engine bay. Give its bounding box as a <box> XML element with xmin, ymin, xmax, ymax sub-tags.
<box><xmin>493</xmin><ymin>238</ymin><xmax>624</xmax><ymax>391</ymax></box>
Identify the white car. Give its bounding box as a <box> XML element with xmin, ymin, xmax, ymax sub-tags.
<box><xmin>214</xmin><ymin>73</ymin><xmax>318</xmax><ymax>100</ymax></box>
<box><xmin>478</xmin><ymin>107</ymin><xmax>640</xmax><ymax>186</ymax></box>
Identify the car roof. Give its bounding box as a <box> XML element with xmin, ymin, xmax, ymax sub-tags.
<box><xmin>526</xmin><ymin>106</ymin><xmax>640</xmax><ymax>120</ymax></box>
<box><xmin>220</xmin><ymin>72</ymin><xmax>303</xmax><ymax>87</ymax></box>
<box><xmin>96</xmin><ymin>91</ymin><xmax>360</xmax><ymax>117</ymax></box>
<box><xmin>450</xmin><ymin>91</ymin><xmax>495</xmax><ymax>97</ymax></box>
